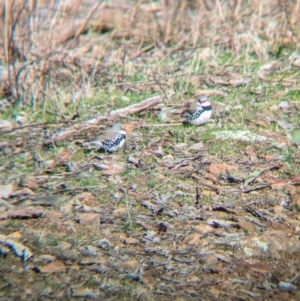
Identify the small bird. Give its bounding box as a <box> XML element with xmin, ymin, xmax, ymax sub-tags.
<box><xmin>90</xmin><ymin>123</ymin><xmax>127</xmax><ymax>153</ymax></box>
<box><xmin>181</xmin><ymin>95</ymin><xmax>212</xmax><ymax>125</ymax></box>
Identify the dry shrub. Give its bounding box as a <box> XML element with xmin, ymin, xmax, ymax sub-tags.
<box><xmin>0</xmin><ymin>0</ymin><xmax>299</xmax><ymax>106</ymax></box>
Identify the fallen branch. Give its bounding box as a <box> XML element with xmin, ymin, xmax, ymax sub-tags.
<box><xmin>84</xmin><ymin>95</ymin><xmax>163</xmax><ymax>124</ymax></box>
<box><xmin>43</xmin><ymin>95</ymin><xmax>163</xmax><ymax>145</ymax></box>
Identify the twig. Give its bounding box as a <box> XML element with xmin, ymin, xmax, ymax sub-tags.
<box><xmin>84</xmin><ymin>95</ymin><xmax>163</xmax><ymax>124</ymax></box>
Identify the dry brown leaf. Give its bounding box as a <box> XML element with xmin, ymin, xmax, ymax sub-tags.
<box><xmin>44</xmin><ymin>130</ymin><xmax>77</xmax><ymax>145</ymax></box>
<box><xmin>6</xmin><ymin>232</ymin><xmax>22</xmax><ymax>240</ymax></box>
<box><xmin>202</xmin><ymin>189</ymin><xmax>217</xmax><ymax>196</ymax></box>
<box><xmin>0</xmin><ymin>120</ymin><xmax>14</xmax><ymax>132</ymax></box>
<box><xmin>209</xmin><ymin>164</ymin><xmax>238</xmax><ymax>176</ymax></box>
<box><xmin>259</xmin><ymin>154</ymin><xmax>280</xmax><ymax>161</ymax></box>
<box><xmin>274</xmin><ymin>205</ymin><xmax>283</xmax><ymax>215</ymax></box>
<box><xmin>140</xmin><ymin>2</ymin><xmax>161</xmax><ymax>13</ymax></box>
<box><xmin>292</xmin><ymin>58</ymin><xmax>300</xmax><ymax>68</ymax></box>
<box><xmin>113</xmin><ymin>207</ymin><xmax>127</xmax><ymax>216</ymax></box>
<box><xmin>194</xmin><ymin>89</ymin><xmax>225</xmax><ymax>96</ymax></box>
<box><xmin>270</xmin><ymin>222</ymin><xmax>291</xmax><ymax>231</ymax></box>
<box><xmin>124</xmin><ymin>122</ymin><xmax>137</xmax><ymax>137</ymax></box>
<box><xmin>74</xmin><ymin>213</ymin><xmax>99</xmax><ymax>224</ymax></box>
<box><xmin>7</xmin><ymin>208</ymin><xmax>44</xmax><ymax>219</ymax></box>
<box><xmin>0</xmin><ymin>212</ymin><xmax>8</xmax><ymax>220</ymax></box>
<box><xmin>194</xmin><ymin>224</ymin><xmax>214</xmax><ymax>235</ymax></box>
<box><xmin>41</xmin><ymin>160</ymin><xmax>56</xmax><ymax>169</ymax></box>
<box><xmin>21</xmin><ymin>177</ymin><xmax>39</xmax><ymax>190</ymax></box>
<box><xmin>271</xmin><ymin>181</ymin><xmax>289</xmax><ymax>190</ymax></box>
<box><xmin>202</xmin><ymin>172</ymin><xmax>218</xmax><ymax>182</ymax></box>
<box><xmin>121</xmin><ymin>259</ymin><xmax>140</xmax><ymax>271</ymax></box>
<box><xmin>289</xmin><ymin>185</ymin><xmax>300</xmax><ymax>207</ymax></box>
<box><xmin>188</xmin><ymin>142</ymin><xmax>204</xmax><ymax>151</ymax></box>
<box><xmin>239</xmin><ymin>221</ymin><xmax>256</xmax><ymax>232</ymax></box>
<box><xmin>57</xmin><ymin>148</ymin><xmax>73</xmax><ymax>163</ymax></box>
<box><xmin>228</xmin><ymin>77</ymin><xmax>252</xmax><ymax>86</ymax></box>
<box><xmin>208</xmin><ymin>77</ymin><xmax>230</xmax><ymax>85</ymax></box>
<box><xmin>124</xmin><ymin>237</ymin><xmax>139</xmax><ymax>244</ymax></box>
<box><xmin>102</xmin><ymin>168</ymin><xmax>124</xmax><ymax>175</ymax></box>
<box><xmin>71</xmin><ymin>287</ymin><xmax>103</xmax><ymax>299</ymax></box>
<box><xmin>0</xmin><ymin>184</ymin><xmax>14</xmax><ymax>199</ymax></box>
<box><xmin>245</xmin><ymin>150</ymin><xmax>257</xmax><ymax>161</ymax></box>
<box><xmin>191</xmin><ymin>173</ymin><xmax>201</xmax><ymax>180</ymax></box>
<box><xmin>258</xmin><ymin>61</ymin><xmax>281</xmax><ymax>77</ymax></box>
<box><xmin>215</xmin><ymin>253</ymin><xmax>232</xmax><ymax>263</ymax></box>
<box><xmin>11</xmin><ymin>188</ymin><xmax>35</xmax><ymax>197</ymax></box>
<box><xmin>247</xmin><ymin>119</ymin><xmax>270</xmax><ymax>128</ymax></box>
<box><xmin>183</xmin><ymin>234</ymin><xmax>201</xmax><ymax>245</ymax></box>
<box><xmin>244</xmin><ymin>261</ymin><xmax>274</xmax><ymax>273</ymax></box>
<box><xmin>40</xmin><ymin>261</ymin><xmax>66</xmax><ymax>273</ymax></box>
<box><xmin>76</xmin><ymin>192</ymin><xmax>99</xmax><ymax>207</ymax></box>
<box><xmin>60</xmin><ymin>204</ymin><xmax>73</xmax><ymax>214</ymax></box>
<box><xmin>136</xmin><ymin>220</ymin><xmax>152</xmax><ymax>230</ymax></box>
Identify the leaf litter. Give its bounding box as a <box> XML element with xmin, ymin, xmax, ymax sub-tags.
<box><xmin>1</xmin><ymin>1</ymin><xmax>300</xmax><ymax>301</ymax></box>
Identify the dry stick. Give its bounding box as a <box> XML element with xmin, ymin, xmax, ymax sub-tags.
<box><xmin>40</xmin><ymin>95</ymin><xmax>164</xmax><ymax>144</ymax></box>
<box><xmin>1</xmin><ymin>95</ymin><xmax>162</xmax><ymax>134</ymax></box>
<box><xmin>1</xmin><ymin>98</ymin><xmax>167</xmax><ymax>137</ymax></box>
<box><xmin>84</xmin><ymin>95</ymin><xmax>163</xmax><ymax>124</ymax></box>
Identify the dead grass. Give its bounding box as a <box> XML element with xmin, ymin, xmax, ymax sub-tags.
<box><xmin>0</xmin><ymin>0</ymin><xmax>299</xmax><ymax>107</ymax></box>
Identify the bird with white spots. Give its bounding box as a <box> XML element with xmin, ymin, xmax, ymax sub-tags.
<box><xmin>181</xmin><ymin>95</ymin><xmax>212</xmax><ymax>126</ymax></box>
<box><xmin>90</xmin><ymin>123</ymin><xmax>127</xmax><ymax>153</ymax></box>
